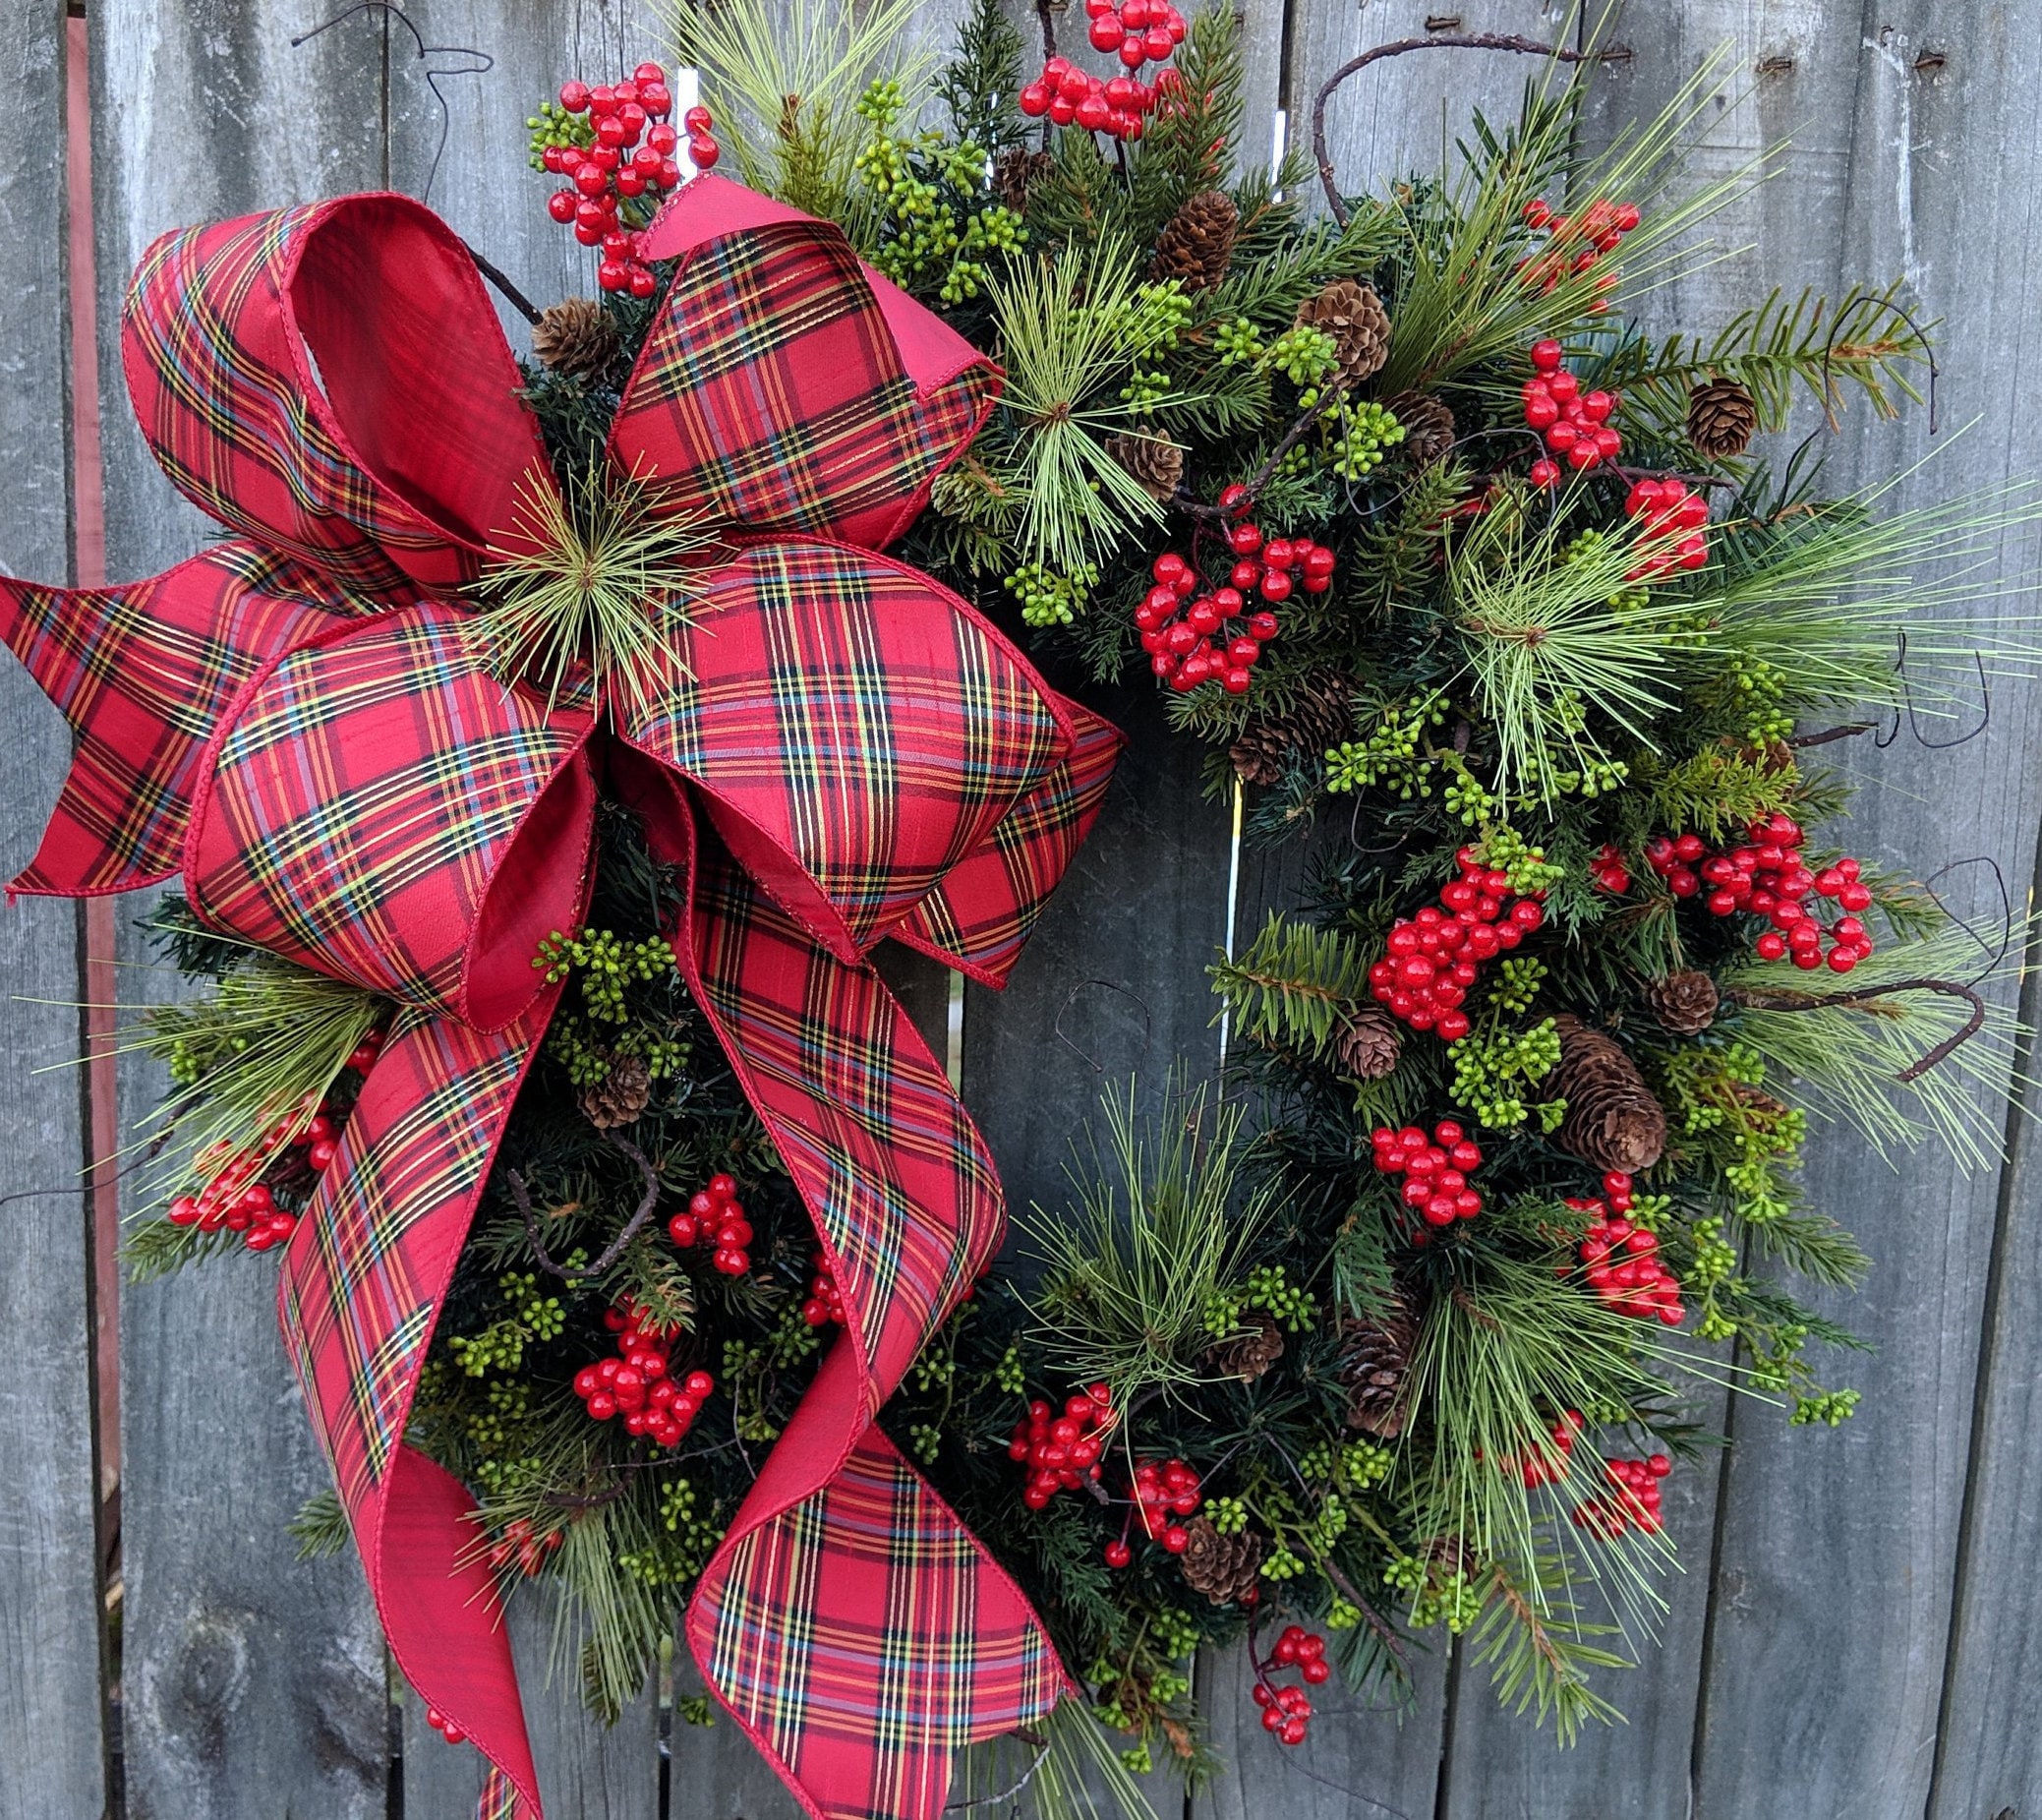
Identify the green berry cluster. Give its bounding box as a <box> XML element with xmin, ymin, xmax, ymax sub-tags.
<box><xmin>1005</xmin><ymin>560</ymin><xmax>1098</xmax><ymax>628</ymax></box>
<box><xmin>1260</xmin><ymin>1542</ymin><xmax>1305</xmax><ymax>1582</ymax></box>
<box><xmin>1213</xmin><ymin>317</ymin><xmax>1263</xmax><ymax>365</ymax></box>
<box><xmin>1791</xmin><ymin>1387</ymin><xmax>1861</xmax><ymax>1427</ymax></box>
<box><xmin>1325</xmin><ymin>399</ymin><xmax>1407</xmax><ymax>480</ymax></box>
<box><xmin>1472</xmin><ymin>825</ymin><xmax>1567</xmax><ymax>896</ymax></box>
<box><xmin>1322</xmin><ymin>690</ymin><xmax>1448</xmax><ymax>796</ymax></box>
<box><xmin>1244</xmin><ymin>1262</ymin><xmax>1317</xmax><ymax>1332</ymax></box>
<box><xmin>1488</xmin><ymin>956</ymin><xmax>1547</xmax><ymax>1016</ymax></box>
<box><xmin>527</xmin><ymin>98</ymin><xmax>594</xmax><ymax>171</ymax></box>
<box><xmin>854</xmin><ymin>81</ymin><xmax>1026</xmax><ymax>307</ymax></box>
<box><xmin>1204</xmin><ymin>1495</ymin><xmax>1250</xmax><ymax>1536</ymax></box>
<box><xmin>1263</xmin><ymin>324</ymin><xmax>1340</xmax><ymax>387</ymax></box>
<box><xmin>1448</xmin><ymin>1016</ymin><xmax>1564</xmax><ymax>1131</ymax></box>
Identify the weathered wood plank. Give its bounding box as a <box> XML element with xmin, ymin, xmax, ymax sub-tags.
<box><xmin>94</xmin><ymin>6</ymin><xmax>391</xmax><ymax>1816</ymax></box>
<box><xmin>0</xmin><ymin>2</ymin><xmax>107</xmax><ymax>1816</ymax></box>
<box><xmin>1630</xmin><ymin>9</ymin><xmax>2042</xmax><ymax>1817</ymax></box>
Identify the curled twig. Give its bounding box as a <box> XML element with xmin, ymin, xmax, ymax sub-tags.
<box><xmin>506</xmin><ymin>1132</ymin><xmax>663</xmax><ymax>1279</ymax></box>
<box><xmin>1171</xmin><ymin>384</ymin><xmax>1350</xmax><ymax>519</ymax></box>
<box><xmin>1725</xmin><ymin>976</ymin><xmax>1988</xmax><ymax>1081</ymax></box>
<box><xmin>1053</xmin><ymin>979</ymin><xmax>1154</xmax><ymax>1073</ymax></box>
<box><xmin>1312</xmin><ymin>34</ymin><xmax>1627</xmax><ymax>226</ymax></box>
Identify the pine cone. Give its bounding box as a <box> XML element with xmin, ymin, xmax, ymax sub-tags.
<box><xmin>1105</xmin><ymin>431</ymin><xmax>1186</xmax><ymax>502</ymax></box>
<box><xmin>1228</xmin><ymin>672</ymin><xmax>1357</xmax><ymax>787</ymax></box>
<box><xmin>1382</xmin><ymin>389</ymin><xmax>1455</xmax><ymax>466</ymax></box>
<box><xmin>531</xmin><ymin>296</ymin><xmax>621</xmax><ymax>382</ymax></box>
<box><xmin>1179</xmin><ymin>1518</ymin><xmax>1264</xmax><ymax>1606</ymax></box>
<box><xmin>1687</xmin><ymin>378</ymin><xmax>1759</xmax><ymax>460</ymax></box>
<box><xmin>1335</xmin><ymin>1008</ymin><xmax>1403</xmax><ymax>1082</ymax></box>
<box><xmin>1207</xmin><ymin>1312</ymin><xmax>1285</xmax><ymax>1381</ymax></box>
<box><xmin>1643</xmin><ymin>969</ymin><xmax>1720</xmax><ymax>1035</ymax></box>
<box><xmin>1340</xmin><ymin>1298</ymin><xmax>1417</xmax><ymax>1438</ymax></box>
<box><xmin>1151</xmin><ymin>190</ymin><xmax>1239</xmax><ymax>291</ymax></box>
<box><xmin>578</xmin><ymin>1051</ymin><xmax>651</xmax><ymax>1130</ymax></box>
<box><xmin>1551</xmin><ymin>1014</ymin><xmax>1666</xmax><ymax>1175</ymax></box>
<box><xmin>993</xmin><ymin>147</ymin><xmax>1051</xmax><ymax>213</ymax></box>
<box><xmin>1295</xmin><ymin>279</ymin><xmax>1391</xmax><ymax>387</ymax></box>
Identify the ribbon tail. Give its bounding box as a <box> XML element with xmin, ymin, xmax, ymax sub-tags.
<box><xmin>0</xmin><ymin>544</ymin><xmax>365</xmax><ymax>896</ymax></box>
<box><xmin>278</xmin><ymin>1002</ymin><xmax>558</xmax><ymax>1820</ymax></box>
<box><xmin>625</xmin><ymin>792</ymin><xmax>1065</xmax><ymax>1820</ymax></box>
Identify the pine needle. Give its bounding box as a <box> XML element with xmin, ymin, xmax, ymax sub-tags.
<box><xmin>471</xmin><ymin>461</ymin><xmax>714</xmax><ymax>722</ymax></box>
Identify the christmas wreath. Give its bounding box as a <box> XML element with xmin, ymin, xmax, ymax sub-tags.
<box><xmin>12</xmin><ymin>4</ymin><xmax>2031</xmax><ymax>1817</ymax></box>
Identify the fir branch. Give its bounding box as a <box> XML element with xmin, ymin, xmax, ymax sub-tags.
<box><xmin>1467</xmin><ymin>1549</ymin><xmax>1629</xmax><ymax>1742</ymax></box>
<box><xmin>1208</xmin><ymin>912</ymin><xmax>1372</xmax><ymax>1059</ymax></box>
<box><xmin>289</xmin><ymin>1489</ymin><xmax>352</xmax><ymax>1559</ymax></box>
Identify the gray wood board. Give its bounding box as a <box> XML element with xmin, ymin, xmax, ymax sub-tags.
<box><xmin>94</xmin><ymin>5</ymin><xmax>392</xmax><ymax>1815</ymax></box>
<box><xmin>0</xmin><ymin>2</ymin><xmax>108</xmax><ymax>1817</ymax></box>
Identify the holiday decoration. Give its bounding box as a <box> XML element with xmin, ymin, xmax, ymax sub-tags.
<box><xmin>31</xmin><ymin>3</ymin><xmax>2038</xmax><ymax>1815</ymax></box>
<box><xmin>0</xmin><ymin>116</ymin><xmax>1122</xmax><ymax>1820</ymax></box>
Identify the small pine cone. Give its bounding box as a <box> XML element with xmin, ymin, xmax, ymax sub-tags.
<box><xmin>578</xmin><ymin>1051</ymin><xmax>651</xmax><ymax>1130</ymax></box>
<box><xmin>1340</xmin><ymin>1297</ymin><xmax>1417</xmax><ymax>1438</ymax></box>
<box><xmin>1179</xmin><ymin>1517</ymin><xmax>1264</xmax><ymax>1606</ymax></box>
<box><xmin>1228</xmin><ymin>672</ymin><xmax>1358</xmax><ymax>787</ymax></box>
<box><xmin>1551</xmin><ymin>1014</ymin><xmax>1666</xmax><ymax>1175</ymax></box>
<box><xmin>1687</xmin><ymin>378</ymin><xmax>1759</xmax><ymax>460</ymax></box>
<box><xmin>993</xmin><ymin>147</ymin><xmax>1051</xmax><ymax>213</ymax></box>
<box><xmin>1105</xmin><ymin>431</ymin><xmax>1186</xmax><ymax>502</ymax></box>
<box><xmin>1336</xmin><ymin>1007</ymin><xmax>1403</xmax><ymax>1082</ymax></box>
<box><xmin>1208</xmin><ymin>1312</ymin><xmax>1285</xmax><ymax>1381</ymax></box>
<box><xmin>1643</xmin><ymin>969</ymin><xmax>1720</xmax><ymax>1035</ymax></box>
<box><xmin>1151</xmin><ymin>189</ymin><xmax>1239</xmax><ymax>291</ymax></box>
<box><xmin>1382</xmin><ymin>389</ymin><xmax>1455</xmax><ymax>466</ymax></box>
<box><xmin>531</xmin><ymin>296</ymin><xmax>621</xmax><ymax>382</ymax></box>
<box><xmin>1295</xmin><ymin>278</ymin><xmax>1391</xmax><ymax>387</ymax></box>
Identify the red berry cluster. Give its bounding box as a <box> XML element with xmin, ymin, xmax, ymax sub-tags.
<box><xmin>1645</xmin><ymin>812</ymin><xmax>1876</xmax><ymax>972</ymax></box>
<box><xmin>1523</xmin><ymin>338</ymin><xmax>1620</xmax><ymax>487</ymax></box>
<box><xmin>1590</xmin><ymin>842</ymin><xmax>1631</xmax><ymax>895</ymax></box>
<box><xmin>1515</xmin><ymin>1407</ymin><xmax>1586</xmax><ymax>1488</ymax></box>
<box><xmin>1572</xmin><ymin>1453</ymin><xmax>1671</xmax><ymax>1538</ymax></box>
<box><xmin>1130</xmin><ymin>1456</ymin><xmax>1203</xmax><ymax>1553</ymax></box>
<box><xmin>167</xmin><ymin>1029</ymin><xmax>384</xmax><ymax>1250</ymax></box>
<box><xmin>1082</xmin><ymin>0</ymin><xmax>1187</xmax><ymax>64</ymax></box>
<box><xmin>426</xmin><ymin>1707</ymin><xmax>468</xmax><ymax>1746</ymax></box>
<box><xmin>1011</xmin><ymin>1384</ymin><xmax>1116</xmax><ymax>1509</ymax></box>
<box><xmin>667</xmin><ymin>1173</ymin><xmax>753</xmax><ymax>1275</ymax></box>
<box><xmin>801</xmin><ymin>1256</ymin><xmax>848</xmax><ymax>1328</ymax></box>
<box><xmin>1019</xmin><ymin>56</ymin><xmax>1173</xmax><ymax>140</ymax></box>
<box><xmin>571</xmin><ymin>1299</ymin><xmax>715</xmax><ymax>1448</ymax></box>
<box><xmin>1622</xmin><ymin>476</ymin><xmax>1711</xmax><ymax>577</ymax></box>
<box><xmin>1370</xmin><ymin>1119</ymin><xmax>1485</xmax><ymax>1228</ymax></box>
<box><xmin>1573</xmin><ymin>1173</ymin><xmax>1683</xmax><ymax>1325</ymax></box>
<box><xmin>1135</xmin><ymin>552</ymin><xmax>1282</xmax><ymax>694</ymax></box>
<box><xmin>1517</xmin><ymin>196</ymin><xmax>1638</xmax><ymax>303</ymax></box>
<box><xmin>485</xmin><ymin>1515</ymin><xmax>564</xmax><ymax>1578</ymax></box>
<box><xmin>1253</xmin><ymin>1626</ymin><xmax>1329</xmax><ymax>1746</ymax></box>
<box><xmin>545</xmin><ymin>66</ymin><xmax>717</xmax><ymax>296</ymax></box>
<box><xmin>1218</xmin><ymin>487</ymin><xmax>1338</xmax><ymax>607</ymax></box>
<box><xmin>1367</xmin><ymin>848</ymin><xmax>1547</xmax><ymax>1043</ymax></box>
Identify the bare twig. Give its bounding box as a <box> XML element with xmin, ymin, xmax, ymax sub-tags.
<box><xmin>467</xmin><ymin>246</ymin><xmax>545</xmax><ymax>325</ymax></box>
<box><xmin>505</xmin><ymin>1132</ymin><xmax>664</xmax><ymax>1279</ymax></box>
<box><xmin>1725</xmin><ymin>976</ymin><xmax>1988</xmax><ymax>1081</ymax></box>
<box><xmin>1171</xmin><ymin>384</ymin><xmax>1349</xmax><ymax>519</ymax></box>
<box><xmin>1312</xmin><ymin>34</ymin><xmax>1627</xmax><ymax>225</ymax></box>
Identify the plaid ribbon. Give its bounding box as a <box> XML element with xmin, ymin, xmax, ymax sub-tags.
<box><xmin>0</xmin><ymin>177</ymin><xmax>1118</xmax><ymax>1820</ymax></box>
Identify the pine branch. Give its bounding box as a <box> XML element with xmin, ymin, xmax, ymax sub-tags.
<box><xmin>1208</xmin><ymin>912</ymin><xmax>1372</xmax><ymax>1058</ymax></box>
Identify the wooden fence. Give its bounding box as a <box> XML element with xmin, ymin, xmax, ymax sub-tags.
<box><xmin>4</xmin><ymin>1</ymin><xmax>2042</xmax><ymax>1816</ymax></box>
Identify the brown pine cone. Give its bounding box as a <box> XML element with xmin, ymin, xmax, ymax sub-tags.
<box><xmin>1104</xmin><ymin>431</ymin><xmax>1186</xmax><ymax>502</ymax></box>
<box><xmin>1228</xmin><ymin>672</ymin><xmax>1358</xmax><ymax>787</ymax></box>
<box><xmin>1687</xmin><ymin>378</ymin><xmax>1759</xmax><ymax>459</ymax></box>
<box><xmin>531</xmin><ymin>296</ymin><xmax>621</xmax><ymax>382</ymax></box>
<box><xmin>1643</xmin><ymin>969</ymin><xmax>1720</xmax><ymax>1035</ymax></box>
<box><xmin>1295</xmin><ymin>278</ymin><xmax>1391</xmax><ymax>387</ymax></box>
<box><xmin>1382</xmin><ymin>389</ymin><xmax>1455</xmax><ymax>465</ymax></box>
<box><xmin>1340</xmin><ymin>1297</ymin><xmax>1417</xmax><ymax>1438</ymax></box>
<box><xmin>1179</xmin><ymin>1518</ymin><xmax>1263</xmax><ymax>1606</ymax></box>
<box><xmin>1207</xmin><ymin>1312</ymin><xmax>1285</xmax><ymax>1381</ymax></box>
<box><xmin>578</xmin><ymin>1051</ymin><xmax>651</xmax><ymax>1130</ymax></box>
<box><xmin>1551</xmin><ymin>1014</ymin><xmax>1666</xmax><ymax>1174</ymax></box>
<box><xmin>1151</xmin><ymin>190</ymin><xmax>1239</xmax><ymax>291</ymax></box>
<box><xmin>1336</xmin><ymin>1007</ymin><xmax>1403</xmax><ymax>1082</ymax></box>
<box><xmin>992</xmin><ymin>147</ymin><xmax>1052</xmax><ymax>213</ymax></box>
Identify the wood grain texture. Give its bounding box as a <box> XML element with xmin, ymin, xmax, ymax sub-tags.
<box><xmin>93</xmin><ymin>7</ymin><xmax>391</xmax><ymax>1817</ymax></box>
<box><xmin>0</xmin><ymin>3</ymin><xmax>107</xmax><ymax>1817</ymax></box>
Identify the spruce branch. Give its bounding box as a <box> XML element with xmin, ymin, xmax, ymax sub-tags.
<box><xmin>1208</xmin><ymin>912</ymin><xmax>1372</xmax><ymax>1058</ymax></box>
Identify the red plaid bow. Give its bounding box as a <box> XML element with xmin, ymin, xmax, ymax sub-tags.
<box><xmin>1</xmin><ymin>176</ymin><xmax>1117</xmax><ymax>1820</ymax></box>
